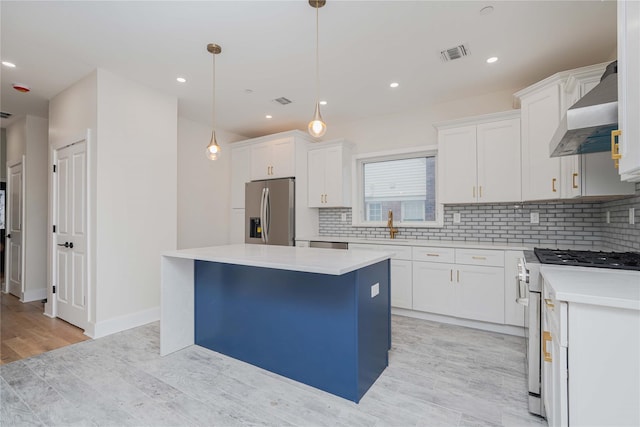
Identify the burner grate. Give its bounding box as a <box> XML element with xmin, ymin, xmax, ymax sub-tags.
<box><xmin>533</xmin><ymin>248</ymin><xmax>640</xmax><ymax>271</ymax></box>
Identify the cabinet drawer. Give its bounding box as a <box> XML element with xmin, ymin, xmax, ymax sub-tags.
<box><xmin>349</xmin><ymin>243</ymin><xmax>411</xmax><ymax>260</ymax></box>
<box><xmin>455</xmin><ymin>249</ymin><xmax>504</xmax><ymax>267</ymax></box>
<box><xmin>412</xmin><ymin>247</ymin><xmax>455</xmax><ymax>263</ymax></box>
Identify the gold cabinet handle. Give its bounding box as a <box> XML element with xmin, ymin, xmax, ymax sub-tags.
<box><xmin>612</xmin><ymin>129</ymin><xmax>621</xmax><ymax>168</ymax></box>
<box><xmin>457</xmin><ymin>270</ymin><xmax>460</xmax><ymax>283</ymax></box>
<box><xmin>552</xmin><ymin>178</ymin><xmax>557</xmax><ymax>193</ymax></box>
<box><xmin>472</xmin><ymin>256</ymin><xmax>487</xmax><ymax>260</ymax></box>
<box><xmin>544</xmin><ymin>298</ymin><xmax>555</xmax><ymax>309</ymax></box>
<box><xmin>543</xmin><ymin>331</ymin><xmax>552</xmax><ymax>362</ymax></box>
<box><xmin>572</xmin><ymin>173</ymin><xmax>578</xmax><ymax>189</ymax></box>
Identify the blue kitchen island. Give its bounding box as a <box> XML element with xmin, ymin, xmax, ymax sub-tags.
<box><xmin>160</xmin><ymin>244</ymin><xmax>391</xmax><ymax>403</ymax></box>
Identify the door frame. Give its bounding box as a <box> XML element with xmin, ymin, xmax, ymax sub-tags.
<box><xmin>46</xmin><ymin>130</ymin><xmax>92</xmax><ymax>332</ymax></box>
<box><xmin>5</xmin><ymin>156</ymin><xmax>26</xmax><ymax>298</ymax></box>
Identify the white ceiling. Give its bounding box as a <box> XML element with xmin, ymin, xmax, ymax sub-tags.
<box><xmin>0</xmin><ymin>1</ymin><xmax>617</xmax><ymax>139</ymax></box>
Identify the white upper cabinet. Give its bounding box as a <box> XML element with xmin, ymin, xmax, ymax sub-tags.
<box><xmin>617</xmin><ymin>0</ymin><xmax>640</xmax><ymax>181</ymax></box>
<box><xmin>437</xmin><ymin>112</ymin><xmax>521</xmax><ymax>204</ymax></box>
<box><xmin>250</xmin><ymin>137</ymin><xmax>295</xmax><ymax>180</ymax></box>
<box><xmin>230</xmin><ymin>145</ymin><xmax>251</xmax><ymax>209</ymax></box>
<box><xmin>519</xmin><ymin>83</ymin><xmax>562</xmax><ymax>201</ymax></box>
<box><xmin>307</xmin><ymin>141</ymin><xmax>352</xmax><ymax>208</ymax></box>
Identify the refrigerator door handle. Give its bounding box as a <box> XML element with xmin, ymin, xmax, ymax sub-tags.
<box><xmin>264</xmin><ymin>187</ymin><xmax>270</xmax><ymax>243</ymax></box>
<box><xmin>260</xmin><ymin>187</ymin><xmax>267</xmax><ymax>243</ymax></box>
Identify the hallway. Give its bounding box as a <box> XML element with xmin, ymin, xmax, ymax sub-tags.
<box><xmin>0</xmin><ymin>292</ymin><xmax>89</xmax><ymax>365</ymax></box>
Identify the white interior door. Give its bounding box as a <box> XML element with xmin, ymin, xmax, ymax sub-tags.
<box><xmin>6</xmin><ymin>161</ymin><xmax>24</xmax><ymax>298</ymax></box>
<box><xmin>54</xmin><ymin>141</ymin><xmax>88</xmax><ymax>328</ymax></box>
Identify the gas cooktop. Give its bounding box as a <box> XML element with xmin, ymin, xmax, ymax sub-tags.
<box><xmin>534</xmin><ymin>248</ymin><xmax>640</xmax><ymax>271</ymax></box>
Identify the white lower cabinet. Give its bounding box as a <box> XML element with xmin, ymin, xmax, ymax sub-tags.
<box><xmin>542</xmin><ymin>276</ymin><xmax>640</xmax><ymax>426</ymax></box>
<box><xmin>412</xmin><ymin>248</ymin><xmax>505</xmax><ymax>324</ymax></box>
<box><xmin>390</xmin><ymin>259</ymin><xmax>412</xmax><ymax>309</ymax></box>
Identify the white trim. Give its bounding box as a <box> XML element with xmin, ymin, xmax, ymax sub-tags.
<box><xmin>392</xmin><ymin>307</ymin><xmax>525</xmax><ymax>337</ymax></box>
<box><xmin>432</xmin><ymin>109</ymin><xmax>521</xmax><ymax>130</ymax></box>
<box><xmin>85</xmin><ymin>306</ymin><xmax>160</xmax><ymax>339</ymax></box>
<box><xmin>351</xmin><ymin>147</ymin><xmax>444</xmax><ymax>228</ymax></box>
<box><xmin>21</xmin><ymin>287</ymin><xmax>47</xmax><ymax>303</ymax></box>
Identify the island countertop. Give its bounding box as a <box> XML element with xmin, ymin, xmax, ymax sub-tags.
<box><xmin>163</xmin><ymin>244</ymin><xmax>392</xmax><ymax>276</ymax></box>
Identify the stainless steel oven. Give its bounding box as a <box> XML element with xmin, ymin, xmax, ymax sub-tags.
<box><xmin>517</xmin><ymin>251</ymin><xmax>544</xmax><ymax>417</ymax></box>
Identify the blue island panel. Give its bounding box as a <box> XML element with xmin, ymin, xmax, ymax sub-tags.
<box><xmin>194</xmin><ymin>259</ymin><xmax>389</xmax><ymax>403</ymax></box>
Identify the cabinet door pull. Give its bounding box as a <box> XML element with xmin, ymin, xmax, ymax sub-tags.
<box><xmin>572</xmin><ymin>173</ymin><xmax>578</xmax><ymax>189</ymax></box>
<box><xmin>611</xmin><ymin>129</ymin><xmax>621</xmax><ymax>168</ymax></box>
<box><xmin>479</xmin><ymin>186</ymin><xmax>483</xmax><ymax>198</ymax></box>
<box><xmin>426</xmin><ymin>253</ymin><xmax>440</xmax><ymax>257</ymax></box>
<box><xmin>457</xmin><ymin>270</ymin><xmax>460</xmax><ymax>283</ymax></box>
<box><xmin>552</xmin><ymin>178</ymin><xmax>557</xmax><ymax>193</ymax></box>
<box><xmin>543</xmin><ymin>331</ymin><xmax>552</xmax><ymax>362</ymax></box>
<box><xmin>450</xmin><ymin>269</ymin><xmax>453</xmax><ymax>282</ymax></box>
<box><xmin>544</xmin><ymin>298</ymin><xmax>555</xmax><ymax>309</ymax></box>
<box><xmin>472</xmin><ymin>256</ymin><xmax>486</xmax><ymax>260</ymax></box>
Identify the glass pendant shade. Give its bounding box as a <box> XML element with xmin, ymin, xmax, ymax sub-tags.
<box><xmin>308</xmin><ymin>102</ymin><xmax>327</xmax><ymax>138</ymax></box>
<box><xmin>206</xmin><ymin>131</ymin><xmax>221</xmax><ymax>161</ymax></box>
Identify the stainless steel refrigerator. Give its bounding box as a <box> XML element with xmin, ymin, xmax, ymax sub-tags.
<box><xmin>245</xmin><ymin>178</ymin><xmax>295</xmax><ymax>246</ymax></box>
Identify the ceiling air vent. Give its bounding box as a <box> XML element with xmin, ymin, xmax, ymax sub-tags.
<box><xmin>273</xmin><ymin>97</ymin><xmax>292</xmax><ymax>105</ymax></box>
<box><xmin>440</xmin><ymin>44</ymin><xmax>470</xmax><ymax>62</ymax></box>
<box><xmin>0</xmin><ymin>112</ymin><xmax>12</xmax><ymax>119</ymax></box>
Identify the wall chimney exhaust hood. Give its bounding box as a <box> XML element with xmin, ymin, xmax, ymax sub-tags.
<box><xmin>549</xmin><ymin>61</ymin><xmax>618</xmax><ymax>157</ymax></box>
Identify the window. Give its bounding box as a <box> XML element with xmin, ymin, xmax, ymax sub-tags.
<box><xmin>353</xmin><ymin>148</ymin><xmax>442</xmax><ymax>227</ymax></box>
<box><xmin>366</xmin><ymin>202</ymin><xmax>382</xmax><ymax>221</ymax></box>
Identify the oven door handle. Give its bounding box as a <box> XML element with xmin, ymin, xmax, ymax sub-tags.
<box><xmin>516</xmin><ymin>274</ymin><xmax>529</xmax><ymax>306</ymax></box>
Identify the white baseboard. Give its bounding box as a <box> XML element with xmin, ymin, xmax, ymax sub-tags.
<box><xmin>85</xmin><ymin>306</ymin><xmax>160</xmax><ymax>339</ymax></box>
<box><xmin>21</xmin><ymin>288</ymin><xmax>47</xmax><ymax>303</ymax></box>
<box><xmin>392</xmin><ymin>307</ymin><xmax>525</xmax><ymax>337</ymax></box>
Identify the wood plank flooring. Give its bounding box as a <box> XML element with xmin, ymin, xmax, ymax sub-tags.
<box><xmin>1</xmin><ymin>292</ymin><xmax>90</xmax><ymax>365</ymax></box>
<box><xmin>0</xmin><ymin>315</ymin><xmax>548</xmax><ymax>426</ymax></box>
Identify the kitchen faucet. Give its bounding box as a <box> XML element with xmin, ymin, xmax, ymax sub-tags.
<box><xmin>387</xmin><ymin>210</ymin><xmax>398</xmax><ymax>239</ymax></box>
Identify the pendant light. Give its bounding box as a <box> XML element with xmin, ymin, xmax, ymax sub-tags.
<box><xmin>308</xmin><ymin>0</ymin><xmax>327</xmax><ymax>139</ymax></box>
<box><xmin>206</xmin><ymin>43</ymin><xmax>222</xmax><ymax>160</ymax></box>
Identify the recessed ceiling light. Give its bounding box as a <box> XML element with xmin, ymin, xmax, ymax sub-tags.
<box><xmin>390</xmin><ymin>82</ymin><xmax>399</xmax><ymax>88</ymax></box>
<box><xmin>319</xmin><ymin>100</ymin><xmax>327</xmax><ymax>106</ymax></box>
<box><xmin>176</xmin><ymin>77</ymin><xmax>186</xmax><ymax>83</ymax></box>
<box><xmin>265</xmin><ymin>115</ymin><xmax>273</xmax><ymax>119</ymax></box>
<box><xmin>486</xmin><ymin>57</ymin><xmax>498</xmax><ymax>64</ymax></box>
<box><xmin>2</xmin><ymin>61</ymin><xmax>16</xmax><ymax>68</ymax></box>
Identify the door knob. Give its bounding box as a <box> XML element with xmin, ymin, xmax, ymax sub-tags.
<box><xmin>57</xmin><ymin>242</ymin><xmax>73</xmax><ymax>248</ymax></box>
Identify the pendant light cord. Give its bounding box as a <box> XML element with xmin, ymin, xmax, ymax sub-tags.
<box><xmin>315</xmin><ymin>5</ymin><xmax>320</xmax><ymax>104</ymax></box>
<box><xmin>212</xmin><ymin>51</ymin><xmax>216</xmax><ymax>130</ymax></box>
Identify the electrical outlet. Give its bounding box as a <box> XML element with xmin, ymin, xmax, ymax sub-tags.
<box><xmin>371</xmin><ymin>283</ymin><xmax>380</xmax><ymax>298</ymax></box>
<box><xmin>606</xmin><ymin>211</ymin><xmax>610</xmax><ymax>224</ymax></box>
<box><xmin>453</xmin><ymin>213</ymin><xmax>461</xmax><ymax>224</ymax></box>
<box><xmin>530</xmin><ymin>212</ymin><xmax>540</xmax><ymax>224</ymax></box>
<box><xmin>341</xmin><ymin>213</ymin><xmax>347</xmax><ymax>222</ymax></box>
<box><xmin>630</xmin><ymin>208</ymin><xmax>636</xmax><ymax>225</ymax></box>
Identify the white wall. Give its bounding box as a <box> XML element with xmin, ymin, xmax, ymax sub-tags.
<box><xmin>177</xmin><ymin>117</ymin><xmax>245</xmax><ymax>249</ymax></box>
<box><xmin>324</xmin><ymin>88</ymin><xmax>516</xmax><ymax>154</ymax></box>
<box><xmin>47</xmin><ymin>70</ymin><xmax>97</xmax><ymax>319</ymax></box>
<box><xmin>6</xmin><ymin>115</ymin><xmax>48</xmax><ymax>302</ymax></box>
<box><xmin>95</xmin><ymin>68</ymin><xmax>177</xmax><ymax>326</ymax></box>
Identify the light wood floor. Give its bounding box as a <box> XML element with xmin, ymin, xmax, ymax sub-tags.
<box><xmin>0</xmin><ymin>292</ymin><xmax>89</xmax><ymax>365</ymax></box>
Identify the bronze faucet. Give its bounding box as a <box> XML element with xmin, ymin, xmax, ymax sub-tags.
<box><xmin>387</xmin><ymin>210</ymin><xmax>399</xmax><ymax>239</ymax></box>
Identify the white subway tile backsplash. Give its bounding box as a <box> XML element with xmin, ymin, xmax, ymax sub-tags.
<box><xmin>318</xmin><ymin>183</ymin><xmax>640</xmax><ymax>252</ymax></box>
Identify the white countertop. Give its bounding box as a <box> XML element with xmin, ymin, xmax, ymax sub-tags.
<box><xmin>163</xmin><ymin>244</ymin><xmax>392</xmax><ymax>276</ymax></box>
<box><xmin>540</xmin><ymin>265</ymin><xmax>640</xmax><ymax>310</ymax></box>
<box><xmin>298</xmin><ymin>235</ymin><xmax>529</xmax><ymax>251</ymax></box>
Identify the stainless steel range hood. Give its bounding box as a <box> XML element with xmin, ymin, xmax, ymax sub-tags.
<box><xmin>549</xmin><ymin>61</ymin><xmax>618</xmax><ymax>157</ymax></box>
